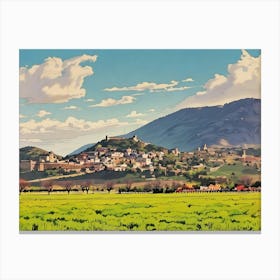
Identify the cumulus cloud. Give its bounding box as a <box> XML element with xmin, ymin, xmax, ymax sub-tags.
<box><xmin>177</xmin><ymin>50</ymin><xmax>261</xmax><ymax>109</ymax></box>
<box><xmin>20</xmin><ymin>117</ymin><xmax>128</xmax><ymax>142</ymax></box>
<box><xmin>182</xmin><ymin>77</ymin><xmax>194</xmax><ymax>82</ymax></box>
<box><xmin>19</xmin><ymin>114</ymin><xmax>27</xmax><ymax>119</ymax></box>
<box><xmin>64</xmin><ymin>105</ymin><xmax>78</xmax><ymax>110</ymax></box>
<box><xmin>19</xmin><ymin>54</ymin><xmax>97</xmax><ymax>103</ymax></box>
<box><xmin>90</xmin><ymin>96</ymin><xmax>135</xmax><ymax>107</ymax></box>
<box><xmin>37</xmin><ymin>110</ymin><xmax>51</xmax><ymax>118</ymax></box>
<box><xmin>126</xmin><ymin>110</ymin><xmax>144</xmax><ymax>118</ymax></box>
<box><xmin>104</xmin><ymin>80</ymin><xmax>180</xmax><ymax>92</ymax></box>
<box><xmin>148</xmin><ymin>108</ymin><xmax>155</xmax><ymax>112</ymax></box>
<box><xmin>85</xmin><ymin>98</ymin><xmax>94</xmax><ymax>102</ymax></box>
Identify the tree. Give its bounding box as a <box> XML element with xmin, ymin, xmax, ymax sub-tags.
<box><xmin>62</xmin><ymin>181</ymin><xmax>72</xmax><ymax>194</ymax></box>
<box><xmin>105</xmin><ymin>181</ymin><xmax>115</xmax><ymax>193</ymax></box>
<box><xmin>43</xmin><ymin>180</ymin><xmax>54</xmax><ymax>195</ymax></box>
<box><xmin>125</xmin><ymin>180</ymin><xmax>133</xmax><ymax>192</ymax></box>
<box><xmin>251</xmin><ymin>181</ymin><xmax>261</xmax><ymax>188</ymax></box>
<box><xmin>151</xmin><ymin>180</ymin><xmax>163</xmax><ymax>193</ymax></box>
<box><xmin>19</xmin><ymin>178</ymin><xmax>28</xmax><ymax>195</ymax></box>
<box><xmin>81</xmin><ymin>181</ymin><xmax>91</xmax><ymax>194</ymax></box>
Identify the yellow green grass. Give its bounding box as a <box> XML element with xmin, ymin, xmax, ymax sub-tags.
<box><xmin>19</xmin><ymin>192</ymin><xmax>261</xmax><ymax>231</ymax></box>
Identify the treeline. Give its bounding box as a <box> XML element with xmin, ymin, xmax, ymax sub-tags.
<box><xmin>117</xmin><ymin>181</ymin><xmax>178</xmax><ymax>194</ymax></box>
<box><xmin>19</xmin><ymin>178</ymin><xmax>261</xmax><ymax>195</ymax></box>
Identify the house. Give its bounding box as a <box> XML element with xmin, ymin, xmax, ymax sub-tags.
<box><xmin>126</xmin><ymin>148</ymin><xmax>132</xmax><ymax>156</ymax></box>
<box><xmin>176</xmin><ymin>184</ymin><xmax>194</xmax><ymax>192</ymax></box>
<box><xmin>111</xmin><ymin>152</ymin><xmax>124</xmax><ymax>158</ymax></box>
<box><xmin>200</xmin><ymin>186</ymin><xmax>209</xmax><ymax>191</ymax></box>
<box><xmin>208</xmin><ymin>184</ymin><xmax>221</xmax><ymax>191</ymax></box>
<box><xmin>76</xmin><ymin>153</ymin><xmax>88</xmax><ymax>163</ymax></box>
<box><xmin>114</xmin><ymin>163</ymin><xmax>127</xmax><ymax>172</ymax></box>
<box><xmin>96</xmin><ymin>147</ymin><xmax>109</xmax><ymax>156</ymax></box>
<box><xmin>171</xmin><ymin>148</ymin><xmax>180</xmax><ymax>156</ymax></box>
<box><xmin>235</xmin><ymin>184</ymin><xmax>248</xmax><ymax>192</ymax></box>
<box><xmin>39</xmin><ymin>151</ymin><xmax>57</xmax><ymax>163</ymax></box>
<box><xmin>105</xmin><ymin>135</ymin><xmax>125</xmax><ymax>141</ymax></box>
<box><xmin>132</xmin><ymin>135</ymin><xmax>139</xmax><ymax>142</ymax></box>
<box><xmin>157</xmin><ymin>151</ymin><xmax>165</xmax><ymax>160</ymax></box>
<box><xmin>136</xmin><ymin>157</ymin><xmax>151</xmax><ymax>167</ymax></box>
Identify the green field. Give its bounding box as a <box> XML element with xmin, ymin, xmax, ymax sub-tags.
<box><xmin>209</xmin><ymin>163</ymin><xmax>260</xmax><ymax>182</ymax></box>
<box><xmin>19</xmin><ymin>192</ymin><xmax>261</xmax><ymax>231</ymax></box>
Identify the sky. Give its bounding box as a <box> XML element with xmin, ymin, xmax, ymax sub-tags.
<box><xmin>19</xmin><ymin>49</ymin><xmax>261</xmax><ymax>156</ymax></box>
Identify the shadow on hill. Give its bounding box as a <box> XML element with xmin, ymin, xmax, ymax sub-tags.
<box><xmin>56</xmin><ymin>170</ymin><xmax>141</xmax><ymax>183</ymax></box>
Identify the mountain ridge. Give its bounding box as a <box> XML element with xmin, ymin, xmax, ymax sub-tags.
<box><xmin>124</xmin><ymin>98</ymin><xmax>261</xmax><ymax>151</ymax></box>
<box><xmin>20</xmin><ymin>98</ymin><xmax>261</xmax><ymax>156</ymax></box>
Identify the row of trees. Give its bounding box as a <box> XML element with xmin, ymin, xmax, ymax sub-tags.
<box><xmin>19</xmin><ymin>179</ymin><xmax>173</xmax><ymax>194</ymax></box>
<box><xmin>19</xmin><ymin>179</ymin><xmax>92</xmax><ymax>195</ymax></box>
<box><xmin>19</xmin><ymin>177</ymin><xmax>261</xmax><ymax>195</ymax></box>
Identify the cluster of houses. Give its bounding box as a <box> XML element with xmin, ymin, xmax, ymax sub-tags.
<box><xmin>20</xmin><ymin>136</ymin><xmax>167</xmax><ymax>174</ymax></box>
<box><xmin>175</xmin><ymin>183</ymin><xmax>261</xmax><ymax>193</ymax></box>
<box><xmin>20</xmin><ymin>136</ymin><xmax>261</xmax><ymax>189</ymax></box>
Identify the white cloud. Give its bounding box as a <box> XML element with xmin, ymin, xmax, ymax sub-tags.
<box><xmin>21</xmin><ymin>138</ymin><xmax>42</xmax><ymax>143</ymax></box>
<box><xmin>19</xmin><ymin>54</ymin><xmax>97</xmax><ymax>103</ymax></box>
<box><xmin>177</xmin><ymin>50</ymin><xmax>261</xmax><ymax>109</ymax></box>
<box><xmin>132</xmin><ymin>93</ymin><xmax>145</xmax><ymax>96</ymax></box>
<box><xmin>19</xmin><ymin>114</ymin><xmax>27</xmax><ymax>119</ymax></box>
<box><xmin>37</xmin><ymin>110</ymin><xmax>51</xmax><ymax>118</ymax></box>
<box><xmin>148</xmin><ymin>108</ymin><xmax>155</xmax><ymax>112</ymax></box>
<box><xmin>64</xmin><ymin>105</ymin><xmax>78</xmax><ymax>110</ymax></box>
<box><xmin>182</xmin><ymin>77</ymin><xmax>194</xmax><ymax>82</ymax></box>
<box><xmin>20</xmin><ymin>117</ymin><xmax>128</xmax><ymax>142</ymax></box>
<box><xmin>164</xmin><ymin>86</ymin><xmax>191</xmax><ymax>92</ymax></box>
<box><xmin>126</xmin><ymin>110</ymin><xmax>144</xmax><ymax>118</ymax></box>
<box><xmin>90</xmin><ymin>96</ymin><xmax>135</xmax><ymax>107</ymax></box>
<box><xmin>134</xmin><ymin>119</ymin><xmax>148</xmax><ymax>125</ymax></box>
<box><xmin>85</xmin><ymin>98</ymin><xmax>94</xmax><ymax>102</ymax></box>
<box><xmin>104</xmin><ymin>80</ymin><xmax>179</xmax><ymax>92</ymax></box>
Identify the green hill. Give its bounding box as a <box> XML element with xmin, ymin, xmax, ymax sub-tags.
<box><xmin>84</xmin><ymin>137</ymin><xmax>167</xmax><ymax>153</ymax></box>
<box><xmin>20</xmin><ymin>146</ymin><xmax>62</xmax><ymax>161</ymax></box>
<box><xmin>209</xmin><ymin>162</ymin><xmax>260</xmax><ymax>182</ymax></box>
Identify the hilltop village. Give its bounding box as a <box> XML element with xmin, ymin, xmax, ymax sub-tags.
<box><xmin>20</xmin><ymin>135</ymin><xmax>261</xmax><ymax>189</ymax></box>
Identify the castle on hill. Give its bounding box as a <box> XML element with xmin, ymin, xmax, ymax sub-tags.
<box><xmin>105</xmin><ymin>135</ymin><xmax>139</xmax><ymax>142</ymax></box>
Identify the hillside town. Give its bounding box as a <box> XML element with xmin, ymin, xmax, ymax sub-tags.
<box><xmin>20</xmin><ymin>135</ymin><xmax>261</xmax><ymax>190</ymax></box>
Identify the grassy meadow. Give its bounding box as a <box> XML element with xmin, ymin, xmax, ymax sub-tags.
<box><xmin>19</xmin><ymin>192</ymin><xmax>261</xmax><ymax>231</ymax></box>
<box><xmin>209</xmin><ymin>162</ymin><xmax>260</xmax><ymax>182</ymax></box>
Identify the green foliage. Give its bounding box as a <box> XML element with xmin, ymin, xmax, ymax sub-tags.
<box><xmin>209</xmin><ymin>163</ymin><xmax>260</xmax><ymax>183</ymax></box>
<box><xmin>20</xmin><ymin>192</ymin><xmax>261</xmax><ymax>231</ymax></box>
<box><xmin>20</xmin><ymin>146</ymin><xmax>62</xmax><ymax>160</ymax></box>
<box><xmin>85</xmin><ymin>138</ymin><xmax>166</xmax><ymax>154</ymax></box>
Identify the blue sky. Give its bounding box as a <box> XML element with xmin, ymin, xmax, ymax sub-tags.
<box><xmin>19</xmin><ymin>49</ymin><xmax>261</xmax><ymax>155</ymax></box>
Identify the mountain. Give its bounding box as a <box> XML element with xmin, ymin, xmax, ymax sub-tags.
<box><xmin>67</xmin><ymin>143</ymin><xmax>95</xmax><ymax>156</ymax></box>
<box><xmin>20</xmin><ymin>146</ymin><xmax>62</xmax><ymax>161</ymax></box>
<box><xmin>125</xmin><ymin>98</ymin><xmax>261</xmax><ymax>151</ymax></box>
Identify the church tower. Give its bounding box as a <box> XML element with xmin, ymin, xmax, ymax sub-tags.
<box><xmin>242</xmin><ymin>149</ymin><xmax>246</xmax><ymax>159</ymax></box>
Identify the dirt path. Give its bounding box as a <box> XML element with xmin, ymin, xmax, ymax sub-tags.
<box><xmin>27</xmin><ymin>172</ymin><xmax>86</xmax><ymax>183</ymax></box>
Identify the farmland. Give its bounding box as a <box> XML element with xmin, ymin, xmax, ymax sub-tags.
<box><xmin>19</xmin><ymin>192</ymin><xmax>261</xmax><ymax>231</ymax></box>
